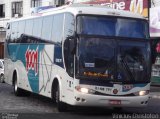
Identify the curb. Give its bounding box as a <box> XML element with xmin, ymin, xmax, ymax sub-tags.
<box><xmin>151</xmin><ymin>95</ymin><xmax>160</xmax><ymax>99</ymax></box>
<box><xmin>150</xmin><ymin>92</ymin><xmax>160</xmax><ymax>99</ymax></box>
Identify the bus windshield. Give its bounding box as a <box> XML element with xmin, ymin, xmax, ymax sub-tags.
<box><xmin>76</xmin><ymin>15</ymin><xmax>151</xmax><ymax>83</ymax></box>
<box><xmin>77</xmin><ymin>37</ymin><xmax>150</xmax><ymax>83</ymax></box>
<box><xmin>77</xmin><ymin>15</ymin><xmax>149</xmax><ymax>39</ymax></box>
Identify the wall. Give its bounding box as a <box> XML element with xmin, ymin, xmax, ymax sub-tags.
<box><xmin>151</xmin><ymin>0</ymin><xmax>160</xmax><ymax>7</ymax></box>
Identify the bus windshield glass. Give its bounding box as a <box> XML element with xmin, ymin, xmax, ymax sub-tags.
<box><xmin>77</xmin><ymin>38</ymin><xmax>150</xmax><ymax>83</ymax></box>
<box><xmin>77</xmin><ymin>15</ymin><xmax>149</xmax><ymax>39</ymax></box>
<box><xmin>76</xmin><ymin>15</ymin><xmax>151</xmax><ymax>83</ymax></box>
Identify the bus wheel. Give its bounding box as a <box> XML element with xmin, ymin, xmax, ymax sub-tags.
<box><xmin>13</xmin><ymin>74</ymin><xmax>31</xmax><ymax>96</ymax></box>
<box><xmin>55</xmin><ymin>84</ymin><xmax>67</xmax><ymax>112</ymax></box>
<box><xmin>13</xmin><ymin>73</ymin><xmax>24</xmax><ymax>96</ymax></box>
<box><xmin>14</xmin><ymin>74</ymin><xmax>22</xmax><ymax>96</ymax></box>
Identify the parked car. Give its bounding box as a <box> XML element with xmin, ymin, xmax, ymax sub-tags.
<box><xmin>0</xmin><ymin>59</ymin><xmax>4</xmax><ymax>83</ymax></box>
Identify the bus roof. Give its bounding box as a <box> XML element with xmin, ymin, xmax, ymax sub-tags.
<box><xmin>9</xmin><ymin>3</ymin><xmax>145</xmax><ymax>23</ymax></box>
<box><xmin>42</xmin><ymin>3</ymin><xmax>145</xmax><ymax>19</ymax></box>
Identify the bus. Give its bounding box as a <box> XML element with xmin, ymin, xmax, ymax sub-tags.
<box><xmin>4</xmin><ymin>4</ymin><xmax>151</xmax><ymax>112</ymax></box>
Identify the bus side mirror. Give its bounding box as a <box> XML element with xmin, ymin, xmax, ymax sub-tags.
<box><xmin>66</xmin><ymin>36</ymin><xmax>77</xmax><ymax>55</ymax></box>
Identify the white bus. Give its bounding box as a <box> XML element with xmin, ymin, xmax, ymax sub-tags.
<box><xmin>4</xmin><ymin>4</ymin><xmax>151</xmax><ymax>112</ymax></box>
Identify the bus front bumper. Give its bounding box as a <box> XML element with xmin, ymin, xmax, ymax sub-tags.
<box><xmin>71</xmin><ymin>93</ymin><xmax>150</xmax><ymax>107</ymax></box>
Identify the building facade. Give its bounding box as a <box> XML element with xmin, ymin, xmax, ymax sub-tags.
<box><xmin>0</xmin><ymin>0</ymin><xmax>66</xmax><ymax>30</ymax></box>
<box><xmin>151</xmin><ymin>0</ymin><xmax>160</xmax><ymax>7</ymax></box>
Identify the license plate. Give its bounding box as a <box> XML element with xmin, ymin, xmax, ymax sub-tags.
<box><xmin>109</xmin><ymin>100</ymin><xmax>121</xmax><ymax>105</ymax></box>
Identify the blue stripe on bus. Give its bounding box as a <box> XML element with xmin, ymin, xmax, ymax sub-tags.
<box><xmin>54</xmin><ymin>45</ymin><xmax>64</xmax><ymax>68</ymax></box>
<box><xmin>133</xmin><ymin>83</ymin><xmax>148</xmax><ymax>87</ymax></box>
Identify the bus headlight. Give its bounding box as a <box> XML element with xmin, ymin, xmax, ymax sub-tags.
<box><xmin>139</xmin><ymin>91</ymin><xmax>149</xmax><ymax>96</ymax></box>
<box><xmin>134</xmin><ymin>90</ymin><xmax>149</xmax><ymax>96</ymax></box>
<box><xmin>80</xmin><ymin>88</ymin><xmax>89</xmax><ymax>93</ymax></box>
<box><xmin>75</xmin><ymin>86</ymin><xmax>95</xmax><ymax>94</ymax></box>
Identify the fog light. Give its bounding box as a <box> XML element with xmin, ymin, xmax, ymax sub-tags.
<box><xmin>76</xmin><ymin>97</ymin><xmax>80</xmax><ymax>101</ymax></box>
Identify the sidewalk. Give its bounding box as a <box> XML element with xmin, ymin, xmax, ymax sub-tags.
<box><xmin>150</xmin><ymin>92</ymin><xmax>160</xmax><ymax>99</ymax></box>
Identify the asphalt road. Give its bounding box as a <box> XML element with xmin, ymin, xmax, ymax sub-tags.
<box><xmin>0</xmin><ymin>83</ymin><xmax>160</xmax><ymax>119</ymax></box>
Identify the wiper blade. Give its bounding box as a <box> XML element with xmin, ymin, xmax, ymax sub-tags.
<box><xmin>120</xmin><ymin>57</ymin><xmax>135</xmax><ymax>82</ymax></box>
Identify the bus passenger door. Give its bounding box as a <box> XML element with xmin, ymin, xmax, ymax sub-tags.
<box><xmin>63</xmin><ymin>37</ymin><xmax>75</xmax><ymax>97</ymax></box>
<box><xmin>64</xmin><ymin>38</ymin><xmax>75</xmax><ymax>78</ymax></box>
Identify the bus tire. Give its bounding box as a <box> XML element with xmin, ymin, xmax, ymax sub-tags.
<box><xmin>55</xmin><ymin>83</ymin><xmax>67</xmax><ymax>112</ymax></box>
<box><xmin>13</xmin><ymin>73</ymin><xmax>23</xmax><ymax>96</ymax></box>
<box><xmin>13</xmin><ymin>72</ymin><xmax>31</xmax><ymax>97</ymax></box>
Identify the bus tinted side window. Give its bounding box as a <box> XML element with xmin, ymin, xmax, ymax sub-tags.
<box><xmin>64</xmin><ymin>13</ymin><xmax>75</xmax><ymax>76</ymax></box>
<box><xmin>51</xmin><ymin>14</ymin><xmax>64</xmax><ymax>44</ymax></box>
<box><xmin>18</xmin><ymin>20</ymin><xmax>25</xmax><ymax>39</ymax></box>
<box><xmin>10</xmin><ymin>22</ymin><xmax>18</xmax><ymax>42</ymax></box>
<box><xmin>33</xmin><ymin>18</ymin><xmax>43</xmax><ymax>38</ymax></box>
<box><xmin>0</xmin><ymin>61</ymin><xmax>3</xmax><ymax>68</ymax></box>
<box><xmin>42</xmin><ymin>16</ymin><xmax>53</xmax><ymax>41</ymax></box>
<box><xmin>25</xmin><ymin>19</ymin><xmax>33</xmax><ymax>36</ymax></box>
<box><xmin>64</xmin><ymin>13</ymin><xmax>74</xmax><ymax>39</ymax></box>
<box><xmin>6</xmin><ymin>23</ymin><xmax>11</xmax><ymax>40</ymax></box>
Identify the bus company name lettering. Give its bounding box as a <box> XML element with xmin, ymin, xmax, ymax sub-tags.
<box><xmin>25</xmin><ymin>46</ymin><xmax>39</xmax><ymax>76</ymax></box>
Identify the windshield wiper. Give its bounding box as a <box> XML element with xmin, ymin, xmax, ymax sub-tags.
<box><xmin>120</xmin><ymin>56</ymin><xmax>135</xmax><ymax>82</ymax></box>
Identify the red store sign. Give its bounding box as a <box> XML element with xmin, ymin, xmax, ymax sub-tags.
<box><xmin>73</xmin><ymin>0</ymin><xmax>148</xmax><ymax>17</ymax></box>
